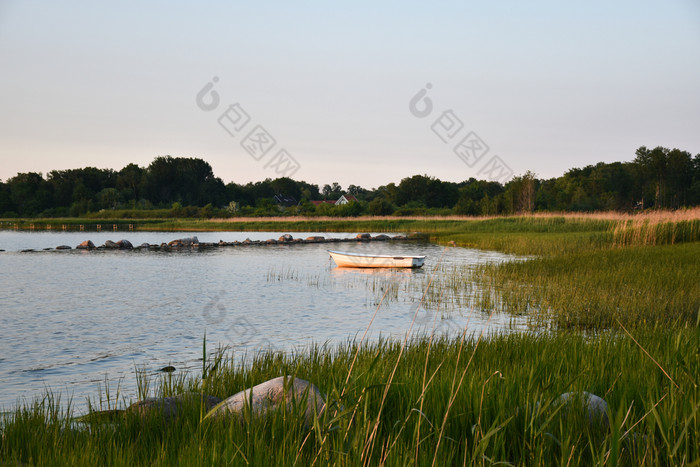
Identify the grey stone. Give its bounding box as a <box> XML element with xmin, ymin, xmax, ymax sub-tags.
<box><xmin>104</xmin><ymin>240</ymin><xmax>118</xmax><ymax>249</ymax></box>
<box><xmin>208</xmin><ymin>376</ymin><xmax>325</xmax><ymax>426</ymax></box>
<box><xmin>373</xmin><ymin>234</ymin><xmax>390</xmax><ymax>240</ymax></box>
<box><xmin>556</xmin><ymin>391</ymin><xmax>609</xmax><ymax>430</ymax></box>
<box><xmin>126</xmin><ymin>393</ymin><xmax>223</xmax><ymax>420</ymax></box>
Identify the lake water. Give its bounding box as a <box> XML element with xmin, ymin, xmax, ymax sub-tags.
<box><xmin>0</xmin><ymin>230</ymin><xmax>527</xmax><ymax>413</ymax></box>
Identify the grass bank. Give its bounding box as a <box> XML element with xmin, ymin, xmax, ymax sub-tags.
<box><xmin>1</xmin><ymin>329</ymin><xmax>698</xmax><ymax>465</ymax></box>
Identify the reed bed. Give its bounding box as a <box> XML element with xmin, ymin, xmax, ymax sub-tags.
<box><xmin>1</xmin><ymin>329</ymin><xmax>698</xmax><ymax>465</ymax></box>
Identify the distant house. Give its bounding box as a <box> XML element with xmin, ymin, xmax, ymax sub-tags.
<box><xmin>273</xmin><ymin>194</ymin><xmax>298</xmax><ymax>207</ymax></box>
<box><xmin>310</xmin><ymin>194</ymin><xmax>358</xmax><ymax>206</ymax></box>
<box><xmin>336</xmin><ymin>194</ymin><xmax>358</xmax><ymax>205</ymax></box>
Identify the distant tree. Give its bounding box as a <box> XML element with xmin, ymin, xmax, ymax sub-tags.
<box><xmin>368</xmin><ymin>197</ymin><xmax>395</xmax><ymax>215</ymax></box>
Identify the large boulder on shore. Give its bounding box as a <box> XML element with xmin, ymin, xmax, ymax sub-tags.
<box><xmin>126</xmin><ymin>393</ymin><xmax>222</xmax><ymax>420</ymax></box>
<box><xmin>207</xmin><ymin>376</ymin><xmax>325</xmax><ymax>426</ymax></box>
<box><xmin>76</xmin><ymin>240</ymin><xmax>95</xmax><ymax>249</ymax></box>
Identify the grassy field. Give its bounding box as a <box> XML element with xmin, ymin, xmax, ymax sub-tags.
<box><xmin>1</xmin><ymin>209</ymin><xmax>698</xmax><ymax>465</ymax></box>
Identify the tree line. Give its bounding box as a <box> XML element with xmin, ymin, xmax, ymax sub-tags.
<box><xmin>1</xmin><ymin>147</ymin><xmax>698</xmax><ymax>218</ymax></box>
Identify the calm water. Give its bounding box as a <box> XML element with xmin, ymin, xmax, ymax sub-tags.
<box><xmin>0</xmin><ymin>230</ymin><xmax>526</xmax><ymax>413</ymax></box>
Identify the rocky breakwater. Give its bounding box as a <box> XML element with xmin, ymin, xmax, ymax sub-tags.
<box><xmin>58</xmin><ymin>233</ymin><xmax>411</xmax><ymax>253</ymax></box>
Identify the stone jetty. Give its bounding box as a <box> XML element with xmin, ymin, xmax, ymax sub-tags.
<box><xmin>3</xmin><ymin>232</ymin><xmax>420</xmax><ymax>253</ymax></box>
<box><xmin>10</xmin><ymin>232</ymin><xmax>412</xmax><ymax>253</ymax></box>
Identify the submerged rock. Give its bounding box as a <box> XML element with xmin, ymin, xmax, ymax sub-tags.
<box><xmin>56</xmin><ymin>245</ymin><xmax>72</xmax><ymax>250</ymax></box>
<box><xmin>207</xmin><ymin>376</ymin><xmax>325</xmax><ymax>426</ymax></box>
<box><xmin>76</xmin><ymin>240</ymin><xmax>95</xmax><ymax>249</ymax></box>
<box><xmin>373</xmin><ymin>234</ymin><xmax>390</xmax><ymax>240</ymax></box>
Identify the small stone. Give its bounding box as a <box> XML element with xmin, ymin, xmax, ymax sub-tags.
<box><xmin>159</xmin><ymin>365</ymin><xmax>176</xmax><ymax>373</ymax></box>
<box><xmin>56</xmin><ymin>245</ymin><xmax>72</xmax><ymax>250</ymax></box>
<box><xmin>305</xmin><ymin>236</ymin><xmax>325</xmax><ymax>242</ymax></box>
<box><xmin>373</xmin><ymin>234</ymin><xmax>390</xmax><ymax>240</ymax></box>
<box><xmin>20</xmin><ymin>249</ymin><xmax>34</xmax><ymax>252</ymax></box>
<box><xmin>278</xmin><ymin>234</ymin><xmax>294</xmax><ymax>242</ymax></box>
<box><xmin>356</xmin><ymin>233</ymin><xmax>371</xmax><ymax>240</ymax></box>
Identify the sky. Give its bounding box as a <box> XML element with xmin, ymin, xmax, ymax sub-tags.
<box><xmin>1</xmin><ymin>1</ymin><xmax>699</xmax><ymax>189</ymax></box>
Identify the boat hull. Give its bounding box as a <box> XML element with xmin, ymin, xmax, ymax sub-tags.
<box><xmin>328</xmin><ymin>250</ymin><xmax>426</xmax><ymax>268</ymax></box>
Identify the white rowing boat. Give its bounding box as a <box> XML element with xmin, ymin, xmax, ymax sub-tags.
<box><xmin>328</xmin><ymin>250</ymin><xmax>426</xmax><ymax>268</ymax></box>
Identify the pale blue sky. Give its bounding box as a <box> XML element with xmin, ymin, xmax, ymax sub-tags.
<box><xmin>1</xmin><ymin>1</ymin><xmax>699</xmax><ymax>188</ymax></box>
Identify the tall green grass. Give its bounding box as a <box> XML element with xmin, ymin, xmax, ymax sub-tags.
<box><xmin>1</xmin><ymin>329</ymin><xmax>698</xmax><ymax>465</ymax></box>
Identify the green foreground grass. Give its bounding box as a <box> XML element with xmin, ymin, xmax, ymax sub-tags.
<box><xmin>1</xmin><ymin>212</ymin><xmax>698</xmax><ymax>464</ymax></box>
<box><xmin>2</xmin><ymin>330</ymin><xmax>698</xmax><ymax>465</ymax></box>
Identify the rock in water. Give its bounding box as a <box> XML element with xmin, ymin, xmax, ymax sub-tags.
<box><xmin>207</xmin><ymin>376</ymin><xmax>325</xmax><ymax>426</ymax></box>
<box><xmin>56</xmin><ymin>245</ymin><xmax>72</xmax><ymax>250</ymax></box>
<box><xmin>117</xmin><ymin>239</ymin><xmax>133</xmax><ymax>249</ymax></box>
<box><xmin>278</xmin><ymin>234</ymin><xmax>294</xmax><ymax>242</ymax></box>
<box><xmin>76</xmin><ymin>240</ymin><xmax>95</xmax><ymax>249</ymax></box>
<box><xmin>356</xmin><ymin>233</ymin><xmax>371</xmax><ymax>240</ymax></box>
<box><xmin>104</xmin><ymin>240</ymin><xmax>118</xmax><ymax>249</ymax></box>
<box><xmin>168</xmin><ymin>236</ymin><xmax>199</xmax><ymax>247</ymax></box>
<box><xmin>305</xmin><ymin>236</ymin><xmax>325</xmax><ymax>242</ymax></box>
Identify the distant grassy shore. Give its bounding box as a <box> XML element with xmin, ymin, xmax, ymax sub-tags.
<box><xmin>1</xmin><ymin>210</ymin><xmax>698</xmax><ymax>465</ymax></box>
